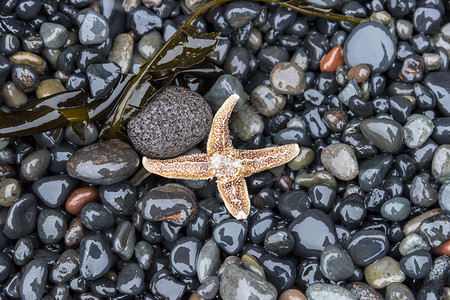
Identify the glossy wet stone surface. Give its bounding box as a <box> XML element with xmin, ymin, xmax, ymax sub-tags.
<box><xmin>345</xmin><ymin>229</ymin><xmax>389</xmax><ymax>267</ymax></box>
<box><xmin>360</xmin><ymin>118</ymin><xmax>403</xmax><ymax>153</ymax></box>
<box><xmin>321</xmin><ymin>143</ymin><xmax>358</xmax><ymax>181</ymax></box>
<box><xmin>343</xmin><ymin>21</ymin><xmax>396</xmax><ymax>73</ymax></box>
<box><xmin>32</xmin><ymin>175</ymin><xmax>77</xmax><ymax>208</ymax></box>
<box><xmin>137</xmin><ymin>185</ymin><xmax>196</xmax><ymax>225</ymax></box>
<box><xmin>67</xmin><ymin>140</ymin><xmax>139</xmax><ymax>185</ymax></box>
<box><xmin>79</xmin><ymin>233</ymin><xmax>114</xmax><ymax>280</ymax></box>
<box><xmin>213</xmin><ymin>219</ymin><xmax>247</xmax><ymax>255</ymax></box>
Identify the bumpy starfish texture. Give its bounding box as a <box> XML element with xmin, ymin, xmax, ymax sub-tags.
<box><xmin>142</xmin><ymin>94</ymin><xmax>300</xmax><ymax>220</ymax></box>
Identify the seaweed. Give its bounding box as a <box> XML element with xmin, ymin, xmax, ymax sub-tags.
<box><xmin>0</xmin><ymin>0</ymin><xmax>365</xmax><ymax>139</ymax></box>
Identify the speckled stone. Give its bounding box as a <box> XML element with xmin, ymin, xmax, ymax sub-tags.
<box><xmin>385</xmin><ymin>282</ymin><xmax>415</xmax><ymax>300</ymax></box>
<box><xmin>431</xmin><ymin>145</ymin><xmax>450</xmax><ymax>184</ymax></box>
<box><xmin>306</xmin><ymin>283</ymin><xmax>357</xmax><ymax>300</ymax></box>
<box><xmin>108</xmin><ymin>33</ymin><xmax>134</xmax><ymax>74</ymax></box>
<box><xmin>399</xmin><ymin>233</ymin><xmax>431</xmax><ymax>256</ymax></box>
<box><xmin>364</xmin><ymin>256</ymin><xmax>405</xmax><ymax>289</ymax></box>
<box><xmin>403</xmin><ymin>208</ymin><xmax>444</xmax><ymax>236</ymax></box>
<box><xmin>320</xmin><ymin>143</ymin><xmax>358</xmax><ymax>181</ymax></box>
<box><xmin>138</xmin><ymin>30</ymin><xmax>162</xmax><ymax>60</ymax></box>
<box><xmin>1</xmin><ymin>81</ymin><xmax>28</xmax><ymax>108</ymax></box>
<box><xmin>251</xmin><ymin>85</ymin><xmax>286</xmax><ymax>117</ymax></box>
<box><xmin>39</xmin><ymin>23</ymin><xmax>68</xmax><ymax>49</ymax></box>
<box><xmin>344</xmin><ymin>282</ymin><xmax>383</xmax><ymax>300</ymax></box>
<box><xmin>128</xmin><ymin>85</ymin><xmax>213</xmax><ymax>159</ymax></box>
<box><xmin>270</xmin><ymin>62</ymin><xmax>306</xmax><ymax>94</ymax></box>
<box><xmin>403</xmin><ymin>114</ymin><xmax>434</xmax><ymax>148</ymax></box>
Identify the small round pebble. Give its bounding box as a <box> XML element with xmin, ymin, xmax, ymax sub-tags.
<box><xmin>306</xmin><ymin>283</ymin><xmax>357</xmax><ymax>300</ymax></box>
<box><xmin>270</xmin><ymin>62</ymin><xmax>306</xmax><ymax>94</ymax></box>
<box><xmin>321</xmin><ymin>143</ymin><xmax>359</xmax><ymax>181</ymax></box>
<box><xmin>40</xmin><ymin>22</ymin><xmax>68</xmax><ymax>49</ymax></box>
<box><xmin>364</xmin><ymin>256</ymin><xmax>405</xmax><ymax>289</ymax></box>
<box><xmin>380</xmin><ymin>197</ymin><xmax>411</xmax><ymax>222</ymax></box>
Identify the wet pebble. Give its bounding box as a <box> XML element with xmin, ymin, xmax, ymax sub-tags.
<box><xmin>343</xmin><ymin>21</ymin><xmax>396</xmax><ymax>73</ymax></box>
<box><xmin>224</xmin><ymin>1</ymin><xmax>261</xmax><ymax>28</ymax></box>
<box><xmin>196</xmin><ymin>276</ymin><xmax>219</xmax><ymax>300</ymax></box>
<box><xmin>264</xmin><ymin>228</ymin><xmax>295</xmax><ymax>257</ymax></box>
<box><xmin>270</xmin><ymin>62</ymin><xmax>306</xmax><ymax>94</ymax></box>
<box><xmin>39</xmin><ymin>22</ymin><xmax>68</xmax><ymax>49</ymax></box>
<box><xmin>37</xmin><ymin>208</ymin><xmax>67</xmax><ymax>244</ymax></box>
<box><xmin>19</xmin><ymin>258</ymin><xmax>48</xmax><ymax>300</ymax></box>
<box><xmin>347</xmin><ymin>64</ymin><xmax>370</xmax><ymax>83</ymax></box>
<box><xmin>203</xmin><ymin>74</ymin><xmax>244</xmax><ymax>112</ymax></box>
<box><xmin>4</xmin><ymin>193</ymin><xmax>37</xmax><ymax>240</ymax></box>
<box><xmin>80</xmin><ymin>202</ymin><xmax>114</xmax><ymax>231</ymax></box>
<box><xmin>79</xmin><ymin>233</ymin><xmax>114</xmax><ymax>280</ymax></box>
<box><xmin>112</xmin><ymin>220</ymin><xmax>136</xmax><ymax>260</ymax></box>
<box><xmin>399</xmin><ymin>233</ymin><xmax>430</xmax><ymax>256</ymax></box>
<box><xmin>108</xmin><ymin>33</ymin><xmax>133</xmax><ymax>74</ymax></box>
<box><xmin>251</xmin><ymin>84</ymin><xmax>286</xmax><ymax>117</ymax></box>
<box><xmin>410</xmin><ymin>173</ymin><xmax>438</xmax><ymax>207</ymax></box>
<box><xmin>50</xmin><ymin>249</ymin><xmax>79</xmax><ymax>284</ymax></box>
<box><xmin>11</xmin><ymin>63</ymin><xmax>39</xmax><ymax>93</ymax></box>
<box><xmin>403</xmin><ymin>114</ymin><xmax>434</xmax><ymax>148</ymax></box>
<box><xmin>212</xmin><ymin>219</ymin><xmax>247</xmax><ymax>256</ymax></box>
<box><xmin>67</xmin><ymin>140</ymin><xmax>139</xmax><ymax>185</ymax></box>
<box><xmin>170</xmin><ymin>237</ymin><xmax>202</xmax><ymax>277</ymax></box>
<box><xmin>364</xmin><ymin>256</ymin><xmax>405</xmax><ymax>289</ymax></box>
<box><xmin>288</xmin><ymin>209</ymin><xmax>337</xmax><ymax>257</ymax></box>
<box><xmin>32</xmin><ymin>175</ymin><xmax>77</xmax><ymax>208</ymax></box>
<box><xmin>65</xmin><ymin>187</ymin><xmax>99</xmax><ymax>215</ymax></box>
<box><xmin>360</xmin><ymin>118</ymin><xmax>403</xmax><ymax>153</ymax></box>
<box><xmin>399</xmin><ymin>249</ymin><xmax>432</xmax><ymax>279</ymax></box>
<box><xmin>345</xmin><ymin>229</ymin><xmax>389</xmax><ymax>267</ymax></box>
<box><xmin>197</xmin><ymin>239</ymin><xmax>220</xmax><ymax>283</ymax></box>
<box><xmin>220</xmin><ymin>266</ymin><xmax>277</xmax><ymax>300</ymax></box>
<box><xmin>320</xmin><ymin>244</ymin><xmax>354</xmax><ymax>281</ymax></box>
<box><xmin>344</xmin><ymin>282</ymin><xmax>383</xmax><ymax>300</ymax></box>
<box><xmin>306</xmin><ymin>283</ymin><xmax>357</xmax><ymax>300</ymax></box>
<box><xmin>138</xmin><ymin>30</ymin><xmax>162</xmax><ymax>60</ymax></box>
<box><xmin>260</xmin><ymin>253</ymin><xmax>296</xmax><ymax>293</ymax></box>
<box><xmin>385</xmin><ymin>282</ymin><xmax>415</xmax><ymax>300</ymax></box>
<box><xmin>86</xmin><ymin>62</ymin><xmax>121</xmax><ymax>99</ymax></box>
<box><xmin>13</xmin><ymin>237</ymin><xmax>33</xmax><ymax>266</ymax></box>
<box><xmin>128</xmin><ymin>85</ymin><xmax>213</xmax><ymax>158</ymax></box>
<box><xmin>79</xmin><ymin>10</ymin><xmax>109</xmax><ymax>45</ymax></box>
<box><xmin>419</xmin><ymin>214</ymin><xmax>450</xmax><ymax>247</ymax></box>
<box><xmin>321</xmin><ymin>143</ymin><xmax>358</xmax><ymax>181</ymax></box>
<box><xmin>117</xmin><ymin>263</ymin><xmax>145</xmax><ymax>295</ymax></box>
<box><xmin>431</xmin><ymin>144</ymin><xmax>450</xmax><ymax>184</ymax></box>
<box><xmin>320</xmin><ymin>46</ymin><xmax>344</xmax><ymax>72</ymax></box>
<box><xmin>380</xmin><ymin>197</ymin><xmax>411</xmax><ymax>222</ymax></box>
<box><xmin>0</xmin><ymin>178</ymin><xmax>20</xmax><ymax>207</ymax></box>
<box><xmin>230</xmin><ymin>103</ymin><xmax>264</xmax><ymax>141</ymax></box>
<box><xmin>137</xmin><ymin>185</ymin><xmax>196</xmax><ymax>225</ymax></box>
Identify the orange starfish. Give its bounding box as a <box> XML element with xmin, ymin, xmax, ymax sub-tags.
<box><xmin>142</xmin><ymin>94</ymin><xmax>300</xmax><ymax>220</ymax></box>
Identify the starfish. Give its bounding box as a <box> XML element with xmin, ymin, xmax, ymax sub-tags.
<box><xmin>142</xmin><ymin>94</ymin><xmax>300</xmax><ymax>220</ymax></box>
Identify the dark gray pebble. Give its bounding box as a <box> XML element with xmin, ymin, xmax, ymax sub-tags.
<box><xmin>79</xmin><ymin>10</ymin><xmax>109</xmax><ymax>45</ymax></box>
<box><xmin>66</xmin><ymin>140</ymin><xmax>139</xmax><ymax>185</ymax></box>
<box><xmin>32</xmin><ymin>175</ymin><xmax>78</xmax><ymax>208</ymax></box>
<box><xmin>37</xmin><ymin>208</ymin><xmax>67</xmax><ymax>244</ymax></box>
<box><xmin>213</xmin><ymin>219</ymin><xmax>247</xmax><ymax>255</ymax></box>
<box><xmin>79</xmin><ymin>233</ymin><xmax>114</xmax><ymax>280</ymax></box>
<box><xmin>288</xmin><ymin>209</ymin><xmax>337</xmax><ymax>258</ymax></box>
<box><xmin>80</xmin><ymin>202</ymin><xmax>114</xmax><ymax>231</ymax></box>
<box><xmin>19</xmin><ymin>258</ymin><xmax>48</xmax><ymax>300</ymax></box>
<box><xmin>4</xmin><ymin>193</ymin><xmax>37</xmax><ymax>240</ymax></box>
<box><xmin>320</xmin><ymin>244</ymin><xmax>354</xmax><ymax>281</ymax></box>
<box><xmin>358</xmin><ymin>153</ymin><xmax>394</xmax><ymax>192</ymax></box>
<box><xmin>137</xmin><ymin>185</ymin><xmax>196</xmax><ymax>225</ymax></box>
<box><xmin>419</xmin><ymin>214</ymin><xmax>450</xmax><ymax>248</ymax></box>
<box><xmin>345</xmin><ymin>229</ymin><xmax>389</xmax><ymax>267</ymax></box>
<box><xmin>170</xmin><ymin>236</ymin><xmax>202</xmax><ymax>277</ymax></box>
<box><xmin>99</xmin><ymin>180</ymin><xmax>136</xmax><ymax>215</ymax></box>
<box><xmin>400</xmin><ymin>249</ymin><xmax>432</xmax><ymax>279</ymax></box>
<box><xmin>86</xmin><ymin>62</ymin><xmax>121</xmax><ymax>99</ymax></box>
<box><xmin>196</xmin><ymin>276</ymin><xmax>219</xmax><ymax>300</ymax></box>
<box><xmin>20</xmin><ymin>148</ymin><xmax>51</xmax><ymax>181</ymax></box>
<box><xmin>117</xmin><ymin>263</ymin><xmax>145</xmax><ymax>295</ymax></box>
<box><xmin>50</xmin><ymin>249</ymin><xmax>79</xmax><ymax>284</ymax></box>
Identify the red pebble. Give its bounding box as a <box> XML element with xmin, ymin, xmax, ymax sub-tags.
<box><xmin>320</xmin><ymin>46</ymin><xmax>344</xmax><ymax>72</ymax></box>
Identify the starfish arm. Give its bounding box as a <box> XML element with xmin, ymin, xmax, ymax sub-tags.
<box><xmin>142</xmin><ymin>153</ymin><xmax>214</xmax><ymax>179</ymax></box>
<box><xmin>237</xmin><ymin>143</ymin><xmax>300</xmax><ymax>177</ymax></box>
<box><xmin>217</xmin><ymin>177</ymin><xmax>251</xmax><ymax>220</ymax></box>
<box><xmin>207</xmin><ymin>94</ymin><xmax>240</xmax><ymax>154</ymax></box>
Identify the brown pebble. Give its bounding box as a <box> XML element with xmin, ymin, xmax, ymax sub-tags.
<box><xmin>278</xmin><ymin>289</ymin><xmax>307</xmax><ymax>300</ymax></box>
<box><xmin>345</xmin><ymin>282</ymin><xmax>383</xmax><ymax>300</ymax></box>
<box><xmin>322</xmin><ymin>108</ymin><xmax>349</xmax><ymax>132</ymax></box>
<box><xmin>319</xmin><ymin>46</ymin><xmax>344</xmax><ymax>72</ymax></box>
<box><xmin>9</xmin><ymin>51</ymin><xmax>46</xmax><ymax>74</ymax></box>
<box><xmin>65</xmin><ymin>187</ymin><xmax>100</xmax><ymax>215</ymax></box>
<box><xmin>36</xmin><ymin>79</ymin><xmax>66</xmax><ymax>99</ymax></box>
<box><xmin>399</xmin><ymin>54</ymin><xmax>425</xmax><ymax>83</ymax></box>
<box><xmin>64</xmin><ymin>217</ymin><xmax>88</xmax><ymax>247</ymax></box>
<box><xmin>274</xmin><ymin>175</ymin><xmax>292</xmax><ymax>192</ymax></box>
<box><xmin>347</xmin><ymin>64</ymin><xmax>370</xmax><ymax>83</ymax></box>
<box><xmin>403</xmin><ymin>208</ymin><xmax>444</xmax><ymax>236</ymax></box>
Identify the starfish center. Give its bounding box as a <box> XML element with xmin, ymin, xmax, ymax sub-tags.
<box><xmin>209</xmin><ymin>152</ymin><xmax>243</xmax><ymax>179</ymax></box>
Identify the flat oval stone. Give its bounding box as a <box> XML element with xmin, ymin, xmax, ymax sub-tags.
<box><xmin>431</xmin><ymin>145</ymin><xmax>450</xmax><ymax>184</ymax></box>
<box><xmin>288</xmin><ymin>209</ymin><xmax>337</xmax><ymax>257</ymax></box>
<box><xmin>128</xmin><ymin>85</ymin><xmax>213</xmax><ymax>159</ymax></box>
<box><xmin>360</xmin><ymin>118</ymin><xmax>403</xmax><ymax>153</ymax></box>
<box><xmin>37</xmin><ymin>208</ymin><xmax>67</xmax><ymax>244</ymax></box>
<box><xmin>399</xmin><ymin>249</ymin><xmax>432</xmax><ymax>279</ymax></box>
<box><xmin>381</xmin><ymin>197</ymin><xmax>411</xmax><ymax>222</ymax></box>
<box><xmin>270</xmin><ymin>62</ymin><xmax>306</xmax><ymax>94</ymax></box>
<box><xmin>358</xmin><ymin>153</ymin><xmax>394</xmax><ymax>192</ymax></box>
<box><xmin>364</xmin><ymin>256</ymin><xmax>405</xmax><ymax>289</ymax></box>
<box><xmin>79</xmin><ymin>233</ymin><xmax>114</xmax><ymax>280</ymax></box>
<box><xmin>137</xmin><ymin>185</ymin><xmax>196</xmax><ymax>225</ymax></box>
<box><xmin>306</xmin><ymin>283</ymin><xmax>357</xmax><ymax>300</ymax></box>
<box><xmin>345</xmin><ymin>229</ymin><xmax>389</xmax><ymax>267</ymax></box>
<box><xmin>20</xmin><ymin>148</ymin><xmax>51</xmax><ymax>181</ymax></box>
<box><xmin>67</xmin><ymin>140</ymin><xmax>139</xmax><ymax>185</ymax></box>
<box><xmin>321</xmin><ymin>143</ymin><xmax>358</xmax><ymax>181</ymax></box>
<box><xmin>343</xmin><ymin>21</ymin><xmax>396</xmax><ymax>73</ymax></box>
